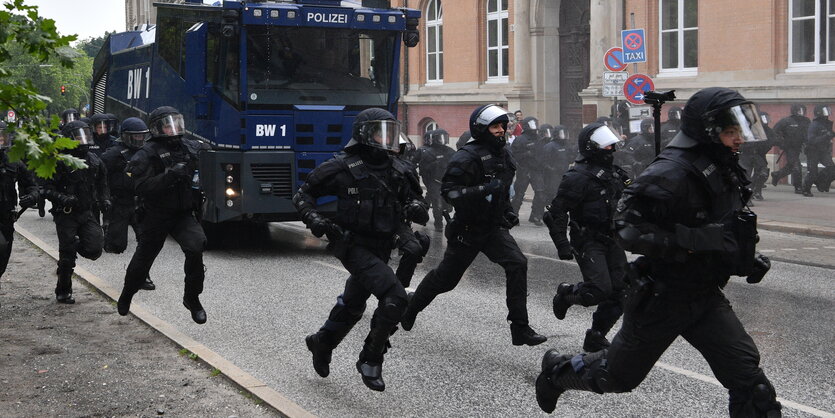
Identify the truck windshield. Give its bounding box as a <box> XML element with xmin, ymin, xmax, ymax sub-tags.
<box><xmin>246</xmin><ymin>26</ymin><xmax>396</xmax><ymax>107</ymax></box>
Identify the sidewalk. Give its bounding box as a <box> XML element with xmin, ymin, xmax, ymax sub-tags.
<box><xmin>750</xmin><ymin>183</ymin><xmax>835</xmax><ymax>238</ymax></box>
<box><xmin>0</xmin><ymin>235</ymin><xmax>279</xmax><ymax>417</ymax></box>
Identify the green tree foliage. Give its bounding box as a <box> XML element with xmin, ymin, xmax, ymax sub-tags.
<box><xmin>0</xmin><ymin>0</ymin><xmax>86</xmax><ymax>177</ymax></box>
<box><xmin>77</xmin><ymin>32</ymin><xmax>112</xmax><ymax>58</ymax></box>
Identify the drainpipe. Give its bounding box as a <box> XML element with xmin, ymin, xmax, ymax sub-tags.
<box><xmin>402</xmin><ymin>0</ymin><xmax>410</xmax><ymax>136</ymax></box>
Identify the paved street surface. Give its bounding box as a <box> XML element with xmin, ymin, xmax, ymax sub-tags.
<box><xmin>13</xmin><ymin>184</ymin><xmax>835</xmax><ymax>417</ymax></box>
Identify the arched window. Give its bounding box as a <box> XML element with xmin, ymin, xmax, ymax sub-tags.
<box><xmin>426</xmin><ymin>0</ymin><xmax>443</xmax><ymax>82</ymax></box>
<box><xmin>486</xmin><ymin>0</ymin><xmax>509</xmax><ymax>80</ymax></box>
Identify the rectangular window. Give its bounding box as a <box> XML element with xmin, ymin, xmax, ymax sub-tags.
<box><xmin>789</xmin><ymin>0</ymin><xmax>835</xmax><ymax>67</ymax></box>
<box><xmin>486</xmin><ymin>0</ymin><xmax>509</xmax><ymax>80</ymax></box>
<box><xmin>426</xmin><ymin>1</ymin><xmax>443</xmax><ymax>82</ymax></box>
<box><xmin>659</xmin><ymin>0</ymin><xmax>698</xmax><ymax>73</ymax></box>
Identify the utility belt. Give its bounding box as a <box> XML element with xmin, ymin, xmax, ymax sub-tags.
<box><xmin>570</xmin><ymin>222</ymin><xmax>616</xmax><ymax>246</ymax></box>
<box><xmin>327</xmin><ymin>230</ymin><xmax>394</xmax><ymax>261</ymax></box>
<box><xmin>445</xmin><ymin>219</ymin><xmax>497</xmax><ymax>247</ymax></box>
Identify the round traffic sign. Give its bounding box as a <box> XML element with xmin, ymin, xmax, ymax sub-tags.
<box><xmin>622</xmin><ymin>73</ymin><xmax>654</xmax><ymax>105</ymax></box>
<box><xmin>603</xmin><ymin>47</ymin><xmax>627</xmax><ymax>72</ymax></box>
<box><xmin>624</xmin><ymin>32</ymin><xmax>643</xmax><ymax>51</ymax></box>
<box><xmin>6</xmin><ymin>110</ymin><xmax>15</xmax><ymax>122</ymax></box>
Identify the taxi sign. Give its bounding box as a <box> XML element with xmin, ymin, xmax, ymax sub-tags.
<box><xmin>621</xmin><ymin>29</ymin><xmax>647</xmax><ymax>64</ymax></box>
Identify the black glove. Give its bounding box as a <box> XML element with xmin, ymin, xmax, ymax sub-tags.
<box><xmin>483</xmin><ymin>178</ymin><xmax>504</xmax><ymax>194</ymax></box>
<box><xmin>100</xmin><ymin>199</ymin><xmax>113</xmax><ymax>214</ymax></box>
<box><xmin>60</xmin><ymin>194</ymin><xmax>78</xmax><ymax>208</ymax></box>
<box><xmin>404</xmin><ymin>200</ymin><xmax>429</xmax><ymax>225</ymax></box>
<box><xmin>18</xmin><ymin>193</ymin><xmax>36</xmax><ymax>208</ymax></box>
<box><xmin>746</xmin><ymin>253</ymin><xmax>771</xmax><ymax>284</ymax></box>
<box><xmin>556</xmin><ymin>242</ymin><xmax>574</xmax><ymax>260</ymax></box>
<box><xmin>306</xmin><ymin>213</ymin><xmax>331</xmax><ymax>238</ymax></box>
<box><xmin>501</xmin><ymin>211</ymin><xmax>519</xmax><ymax>229</ymax></box>
<box><xmin>168</xmin><ymin>162</ymin><xmax>191</xmax><ymax>180</ymax></box>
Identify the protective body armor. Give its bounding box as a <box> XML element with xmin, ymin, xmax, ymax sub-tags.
<box><xmin>101</xmin><ymin>142</ymin><xmax>138</xmax><ymax>203</ymax></box>
<box><xmin>558</xmin><ymin>162</ymin><xmax>627</xmax><ymax>237</ymax></box>
<box><xmin>0</xmin><ymin>155</ymin><xmax>36</xmax><ymax>208</ymax></box>
<box><xmin>128</xmin><ymin>138</ymin><xmax>203</xmax><ymax>213</ymax></box>
<box><xmin>773</xmin><ymin>115</ymin><xmax>810</xmax><ymax>149</ymax></box>
<box><xmin>417</xmin><ymin>143</ymin><xmax>455</xmax><ymax>184</ymax></box>
<box><xmin>443</xmin><ymin>141</ymin><xmax>516</xmax><ymax>228</ymax></box>
<box><xmin>509</xmin><ymin>130</ymin><xmax>539</xmax><ymax>167</ymax></box>
<box><xmin>46</xmin><ymin>153</ymin><xmax>108</xmax><ymax>212</ymax></box>
<box><xmin>806</xmin><ymin>117</ymin><xmax>834</xmax><ymax>147</ymax></box>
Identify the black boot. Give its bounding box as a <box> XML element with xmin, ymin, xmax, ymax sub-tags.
<box><xmin>552</xmin><ymin>283</ymin><xmax>583</xmax><ymax>320</ymax></box>
<box><xmin>183</xmin><ymin>294</ymin><xmax>207</xmax><ymax>324</ymax></box>
<box><xmin>802</xmin><ymin>189</ymin><xmax>814</xmax><ymax>197</ymax></box>
<box><xmin>535</xmin><ymin>350</ymin><xmax>601</xmax><ymax>413</ymax></box>
<box><xmin>400</xmin><ymin>290</ymin><xmax>420</xmax><ymax>331</ymax></box>
<box><xmin>511</xmin><ymin>323</ymin><xmax>547</xmax><ymax>346</ymax></box>
<box><xmin>117</xmin><ymin>288</ymin><xmax>135</xmax><ymax>316</ymax></box>
<box><xmin>140</xmin><ymin>275</ymin><xmax>156</xmax><ymax>291</ymax></box>
<box><xmin>356</xmin><ymin>323</ymin><xmax>395</xmax><ymax>392</ymax></box>
<box><xmin>55</xmin><ymin>265</ymin><xmax>75</xmax><ymax>304</ymax></box>
<box><xmin>305</xmin><ymin>322</ymin><xmax>355</xmax><ymax>378</ymax></box>
<box><xmin>582</xmin><ymin>329</ymin><xmax>611</xmax><ymax>352</ymax></box>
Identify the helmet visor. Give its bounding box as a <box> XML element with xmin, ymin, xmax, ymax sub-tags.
<box><xmin>760</xmin><ymin>113</ymin><xmax>770</xmax><ymax>125</ymax></box>
<box><xmin>122</xmin><ymin>131</ymin><xmax>150</xmax><ymax>148</ymax></box>
<box><xmin>430</xmin><ymin>131</ymin><xmax>448</xmax><ymax>145</ymax></box>
<box><xmin>362</xmin><ymin>120</ymin><xmax>401</xmax><ymax>152</ymax></box>
<box><xmin>544</xmin><ymin>128</ymin><xmax>552</xmax><ymax>139</ymax></box>
<box><xmin>150</xmin><ymin>114</ymin><xmax>186</xmax><ymax>137</ymax></box>
<box><xmin>590</xmin><ymin>126</ymin><xmax>622</xmax><ymax>149</ymax></box>
<box><xmin>93</xmin><ymin>120</ymin><xmax>111</xmax><ymax>136</ymax></box>
<box><xmin>556</xmin><ymin>128</ymin><xmax>568</xmax><ymax>140</ymax></box>
<box><xmin>69</xmin><ymin>126</ymin><xmax>94</xmax><ymax>145</ymax></box>
<box><xmin>718</xmin><ymin>104</ymin><xmax>768</xmax><ymax>142</ymax></box>
<box><xmin>0</xmin><ymin>130</ymin><xmax>9</xmax><ymax>149</ymax></box>
<box><xmin>822</xmin><ymin>106</ymin><xmax>831</xmax><ymax>117</ymax></box>
<box><xmin>526</xmin><ymin>119</ymin><xmax>538</xmax><ymax>130</ymax></box>
<box><xmin>63</xmin><ymin>113</ymin><xmax>78</xmax><ymax>123</ymax></box>
<box><xmin>475</xmin><ymin>105</ymin><xmax>512</xmax><ymax>128</ymax></box>
<box><xmin>670</xmin><ymin>109</ymin><xmax>681</xmax><ymax>120</ymax></box>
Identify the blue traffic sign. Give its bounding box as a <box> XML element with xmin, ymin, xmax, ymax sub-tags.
<box><xmin>621</xmin><ymin>29</ymin><xmax>646</xmax><ymax>64</ymax></box>
<box><xmin>622</xmin><ymin>73</ymin><xmax>654</xmax><ymax>105</ymax></box>
<box><xmin>604</xmin><ymin>47</ymin><xmax>627</xmax><ymax>72</ymax></box>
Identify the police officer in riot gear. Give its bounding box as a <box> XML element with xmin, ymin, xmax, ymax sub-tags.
<box><xmin>400</xmin><ymin>104</ymin><xmax>546</xmax><ymax>346</ymax></box>
<box><xmin>100</xmin><ymin>117</ymin><xmax>155</xmax><ymax>290</ymax></box>
<box><xmin>621</xmin><ymin>118</ymin><xmax>656</xmax><ymax>179</ymax></box>
<box><xmin>0</xmin><ymin>121</ymin><xmax>38</xmax><ymax>296</ymax></box>
<box><xmin>535</xmin><ymin>87</ymin><xmax>781</xmax><ymax>417</ymax></box>
<box><xmin>660</xmin><ymin>105</ymin><xmax>682</xmax><ymax>148</ymax></box>
<box><xmin>541</xmin><ymin>124</ymin><xmax>573</xmax><ymax>199</ymax></box>
<box><xmin>772</xmin><ymin>104</ymin><xmax>810</xmax><ymax>193</ymax></box>
<box><xmin>802</xmin><ymin>105</ymin><xmax>835</xmax><ymax>196</ymax></box>
<box><xmin>511</xmin><ymin>116</ymin><xmax>548</xmax><ymax>225</ymax></box>
<box><xmin>543</xmin><ymin>122</ymin><xmax>630</xmax><ymax>353</ymax></box>
<box><xmin>394</xmin><ymin>134</ymin><xmax>432</xmax><ymax>289</ymax></box>
<box><xmin>295</xmin><ymin>108</ymin><xmax>427</xmax><ymax>392</ymax></box>
<box><xmin>60</xmin><ymin>108</ymin><xmax>80</xmax><ymax>128</ymax></box>
<box><xmin>740</xmin><ymin>112</ymin><xmax>777</xmax><ymax>201</ymax></box>
<box><xmin>88</xmin><ymin>113</ymin><xmax>118</xmax><ymax>156</ymax></box>
<box><xmin>43</xmin><ymin>121</ymin><xmax>109</xmax><ymax>304</ymax></box>
<box><xmin>417</xmin><ymin>129</ymin><xmax>455</xmax><ymax>231</ymax></box>
<box><xmin>116</xmin><ymin>106</ymin><xmax>208</xmax><ymax>323</ymax></box>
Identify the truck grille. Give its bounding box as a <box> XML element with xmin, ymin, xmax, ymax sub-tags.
<box><xmin>251</xmin><ymin>163</ymin><xmax>293</xmax><ymax>198</ymax></box>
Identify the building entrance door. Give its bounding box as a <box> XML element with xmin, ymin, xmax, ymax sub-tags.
<box><xmin>559</xmin><ymin>0</ymin><xmax>590</xmax><ymax>138</ymax></box>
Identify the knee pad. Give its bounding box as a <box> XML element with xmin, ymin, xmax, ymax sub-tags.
<box><xmin>578</xmin><ymin>287</ymin><xmax>606</xmax><ymax>307</ymax></box>
<box><xmin>380</xmin><ymin>294</ymin><xmax>407</xmax><ymax>323</ymax></box>
<box><xmin>332</xmin><ymin>295</ymin><xmax>366</xmax><ymax>324</ymax></box>
<box><xmin>415</xmin><ymin>231</ymin><xmax>431</xmax><ymax>256</ymax></box>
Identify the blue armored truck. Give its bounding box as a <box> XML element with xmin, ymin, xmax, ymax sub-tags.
<box><xmin>91</xmin><ymin>0</ymin><xmax>420</xmax><ymax>224</ymax></box>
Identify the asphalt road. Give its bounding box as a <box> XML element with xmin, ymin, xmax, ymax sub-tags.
<box><xmin>16</xmin><ymin>207</ymin><xmax>835</xmax><ymax>417</ymax></box>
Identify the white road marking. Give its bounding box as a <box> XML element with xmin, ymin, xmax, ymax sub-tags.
<box><xmin>825</xmin><ymin>246</ymin><xmax>835</xmax><ymax>249</ymax></box>
<box><xmin>759</xmin><ymin>249</ymin><xmax>776</xmax><ymax>253</ymax></box>
<box><xmin>783</xmin><ymin>248</ymin><xmax>798</xmax><ymax>251</ymax></box>
<box><xmin>313</xmin><ymin>260</ymin><xmax>348</xmax><ymax>274</ymax></box>
<box><xmin>802</xmin><ymin>247</ymin><xmax>819</xmax><ymax>250</ymax></box>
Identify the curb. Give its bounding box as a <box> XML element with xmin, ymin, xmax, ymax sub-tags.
<box><xmin>15</xmin><ymin>225</ymin><xmax>315</xmax><ymax>418</ymax></box>
<box><xmin>757</xmin><ymin>220</ymin><xmax>835</xmax><ymax>238</ymax></box>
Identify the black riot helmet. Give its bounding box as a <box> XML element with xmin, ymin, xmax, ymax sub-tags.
<box><xmin>759</xmin><ymin>111</ymin><xmax>771</xmax><ymax>127</ymax></box>
<box><xmin>346</xmin><ymin>107</ymin><xmax>400</xmax><ymax>152</ymax></box>
<box><xmin>61</xmin><ymin>120</ymin><xmax>94</xmax><ymax>147</ymax></box>
<box><xmin>429</xmin><ymin>129</ymin><xmax>449</xmax><ymax>146</ymax></box>
<box><xmin>553</xmin><ymin>125</ymin><xmax>569</xmax><ymax>142</ymax></box>
<box><xmin>398</xmin><ymin>132</ymin><xmax>416</xmax><ymax>155</ymax></box>
<box><xmin>539</xmin><ymin>123</ymin><xmax>554</xmax><ymax>140</ymax></box>
<box><xmin>577</xmin><ymin>122</ymin><xmax>621</xmax><ymax>166</ymax></box>
<box><xmin>148</xmin><ymin>106</ymin><xmax>186</xmax><ymax>139</ymax></box>
<box><xmin>680</xmin><ymin>87</ymin><xmax>767</xmax><ymax>145</ymax></box>
<box><xmin>456</xmin><ymin>130</ymin><xmax>471</xmax><ymax>149</ymax></box>
<box><xmin>0</xmin><ymin>120</ymin><xmax>9</xmax><ymax>150</ymax></box>
<box><xmin>668</xmin><ymin>106</ymin><xmax>683</xmax><ymax>121</ymax></box>
<box><xmin>790</xmin><ymin>104</ymin><xmax>807</xmax><ymax>117</ymax></box>
<box><xmin>89</xmin><ymin>113</ymin><xmax>116</xmax><ymax>139</ymax></box>
<box><xmin>521</xmin><ymin>116</ymin><xmax>539</xmax><ymax>133</ymax></box>
<box><xmin>813</xmin><ymin>104</ymin><xmax>831</xmax><ymax>118</ymax></box>
<box><xmin>60</xmin><ymin>108</ymin><xmax>80</xmax><ymax>126</ymax></box>
<box><xmin>640</xmin><ymin>118</ymin><xmax>654</xmax><ymax>134</ymax></box>
<box><xmin>120</xmin><ymin>117</ymin><xmax>150</xmax><ymax>150</ymax></box>
<box><xmin>104</xmin><ymin>113</ymin><xmax>120</xmax><ymax>135</ymax></box>
<box><xmin>422</xmin><ymin>129</ymin><xmax>433</xmax><ymax>147</ymax></box>
<box><xmin>469</xmin><ymin>104</ymin><xmax>512</xmax><ymax>148</ymax></box>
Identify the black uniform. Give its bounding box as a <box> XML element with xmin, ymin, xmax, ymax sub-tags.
<box><xmin>297</xmin><ymin>108</ymin><xmax>427</xmax><ymax>392</ymax></box>
<box><xmin>511</xmin><ymin>116</ymin><xmax>548</xmax><ymax>224</ymax></box>
<box><xmin>660</xmin><ymin>106</ymin><xmax>682</xmax><ymax>149</ymax></box>
<box><xmin>400</xmin><ymin>104</ymin><xmax>546</xmax><ymax>346</ymax></box>
<box><xmin>771</xmin><ymin>105</ymin><xmax>810</xmax><ymax>193</ymax></box>
<box><xmin>620</xmin><ymin>118</ymin><xmax>656</xmax><ymax>179</ymax></box>
<box><xmin>541</xmin><ymin>125</ymin><xmax>574</xmax><ymax>199</ymax></box>
<box><xmin>802</xmin><ymin>106</ymin><xmax>835</xmax><ymax>196</ymax></box>
<box><xmin>43</xmin><ymin>121</ymin><xmax>109</xmax><ymax>304</ymax></box>
<box><xmin>417</xmin><ymin>129</ymin><xmax>455</xmax><ymax>231</ymax></box>
<box><xmin>535</xmin><ymin>88</ymin><xmax>781</xmax><ymax>418</ymax></box>
<box><xmin>100</xmin><ymin>142</ymin><xmax>141</xmax><ymax>251</ymax></box>
<box><xmin>116</xmin><ymin>107</ymin><xmax>207</xmax><ymax>324</ymax></box>
<box><xmin>393</xmin><ymin>142</ymin><xmax>431</xmax><ymax>289</ymax></box>
<box><xmin>543</xmin><ymin>122</ymin><xmax>630</xmax><ymax>353</ymax></box>
<box><xmin>0</xmin><ymin>151</ymin><xmax>38</xmax><ymax>283</ymax></box>
<box><xmin>739</xmin><ymin>112</ymin><xmax>777</xmax><ymax>201</ymax></box>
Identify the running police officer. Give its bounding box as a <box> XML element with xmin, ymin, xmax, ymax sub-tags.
<box><xmin>535</xmin><ymin>87</ymin><xmax>781</xmax><ymax>417</ymax></box>
<box><xmin>100</xmin><ymin>117</ymin><xmax>155</xmax><ymax>290</ymax></box>
<box><xmin>511</xmin><ymin>116</ymin><xmax>547</xmax><ymax>225</ymax></box>
<box><xmin>541</xmin><ymin>124</ymin><xmax>573</xmax><ymax>199</ymax></box>
<box><xmin>771</xmin><ymin>104</ymin><xmax>810</xmax><ymax>194</ymax></box>
<box><xmin>543</xmin><ymin>122</ymin><xmax>630</xmax><ymax>353</ymax></box>
<box><xmin>739</xmin><ymin>112</ymin><xmax>776</xmax><ymax>201</ymax></box>
<box><xmin>660</xmin><ymin>105</ymin><xmax>682</xmax><ymax>148</ymax></box>
<box><xmin>43</xmin><ymin>121</ymin><xmax>109</xmax><ymax>304</ymax></box>
<box><xmin>0</xmin><ymin>121</ymin><xmax>38</xmax><ymax>290</ymax></box>
<box><xmin>802</xmin><ymin>105</ymin><xmax>835</xmax><ymax>196</ymax></box>
<box><xmin>621</xmin><ymin>118</ymin><xmax>656</xmax><ymax>179</ymax></box>
<box><xmin>116</xmin><ymin>106</ymin><xmax>208</xmax><ymax>324</ymax></box>
<box><xmin>400</xmin><ymin>104</ymin><xmax>547</xmax><ymax>347</ymax></box>
<box><xmin>417</xmin><ymin>129</ymin><xmax>455</xmax><ymax>231</ymax></box>
<box><xmin>296</xmin><ymin>108</ymin><xmax>427</xmax><ymax>392</ymax></box>
<box><xmin>394</xmin><ymin>133</ymin><xmax>432</xmax><ymax>289</ymax></box>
